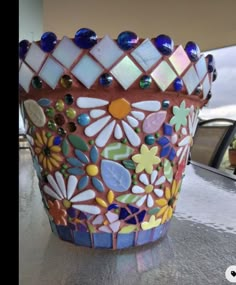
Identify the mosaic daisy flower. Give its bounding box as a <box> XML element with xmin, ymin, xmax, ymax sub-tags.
<box><xmin>132</xmin><ymin>144</ymin><xmax>161</xmax><ymax>174</ymax></box>
<box><xmin>34</xmin><ymin>130</ymin><xmax>63</xmax><ymax>171</ymax></box>
<box><xmin>48</xmin><ymin>200</ymin><xmax>67</xmax><ymax>226</ymax></box>
<box><xmin>176</xmin><ymin>106</ymin><xmax>199</xmax><ymax>164</ymax></box>
<box><xmin>92</xmin><ymin>211</ymin><xmax>121</xmax><ymax>233</ymax></box>
<box><xmin>67</xmin><ymin>145</ymin><xmax>104</xmax><ymax>192</ymax></box>
<box><xmin>43</xmin><ymin>171</ymin><xmax>101</xmax><ymax>215</ymax></box>
<box><xmin>169</xmin><ymin>100</ymin><xmax>190</xmax><ymax>131</ymax></box>
<box><xmin>132</xmin><ymin>170</ymin><xmax>166</xmax><ymax>208</ymax></box>
<box><xmin>76</xmin><ymin>97</ymin><xmax>161</xmax><ymax>147</ymax></box>
<box><xmin>155</xmin><ymin>180</ymin><xmax>181</xmax><ymax>224</ymax></box>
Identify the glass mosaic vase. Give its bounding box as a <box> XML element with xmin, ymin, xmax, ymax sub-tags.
<box><xmin>19</xmin><ymin>29</ymin><xmax>216</xmax><ymax>249</ymax></box>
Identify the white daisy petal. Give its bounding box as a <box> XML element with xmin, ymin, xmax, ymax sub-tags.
<box><xmin>72</xmin><ymin>204</ymin><xmax>101</xmax><ymax>214</ymax></box>
<box><xmin>95</xmin><ymin>120</ymin><xmax>116</xmax><ymax>147</ymax></box>
<box><xmin>132</xmin><ymin>101</ymin><xmax>161</xmax><ymax>111</ymax></box>
<box><xmin>178</xmin><ymin>136</ymin><xmax>190</xmax><ymax>146</ymax></box>
<box><xmin>43</xmin><ymin>185</ymin><xmax>61</xmax><ymax>200</ymax></box>
<box><xmin>67</xmin><ymin>175</ymin><xmax>78</xmax><ymax>200</ymax></box>
<box><xmin>136</xmin><ymin>195</ymin><xmax>147</xmax><ymax>207</ymax></box>
<box><xmin>154</xmin><ymin>188</ymin><xmax>164</xmax><ymax>197</ymax></box>
<box><xmin>114</xmin><ymin>124</ymin><xmax>123</xmax><ymax>139</ymax></box>
<box><xmin>147</xmin><ymin>194</ymin><xmax>154</xmax><ymax>208</ymax></box>
<box><xmin>77</xmin><ymin>97</ymin><xmax>108</xmax><ymax>108</ymax></box>
<box><xmin>47</xmin><ymin>174</ymin><xmax>63</xmax><ymax>198</ymax></box>
<box><xmin>151</xmin><ymin>170</ymin><xmax>158</xmax><ymax>184</ymax></box>
<box><xmin>126</xmin><ymin>115</ymin><xmax>139</xmax><ymax>127</ymax></box>
<box><xmin>55</xmin><ymin>171</ymin><xmax>66</xmax><ymax>198</ymax></box>
<box><xmin>177</xmin><ymin>147</ymin><xmax>183</xmax><ymax>157</ymax></box>
<box><xmin>139</xmin><ymin>173</ymin><xmax>149</xmax><ymax>185</ymax></box>
<box><xmin>99</xmin><ymin>225</ymin><xmax>112</xmax><ymax>233</ymax></box>
<box><xmin>70</xmin><ymin>189</ymin><xmax>95</xmax><ymax>202</ymax></box>
<box><xmin>85</xmin><ymin>115</ymin><xmax>111</xmax><ymax>137</ymax></box>
<box><xmin>155</xmin><ymin>176</ymin><xmax>166</xmax><ymax>185</ymax></box>
<box><xmin>90</xmin><ymin>109</ymin><xmax>106</xmax><ymax>118</ymax></box>
<box><xmin>121</xmin><ymin>120</ymin><xmax>141</xmax><ymax>146</ymax></box>
<box><xmin>179</xmin><ymin>146</ymin><xmax>188</xmax><ymax>163</ymax></box>
<box><xmin>132</xmin><ymin>185</ymin><xmax>145</xmax><ymax>194</ymax></box>
<box><xmin>131</xmin><ymin>111</ymin><xmax>145</xmax><ymax>120</ymax></box>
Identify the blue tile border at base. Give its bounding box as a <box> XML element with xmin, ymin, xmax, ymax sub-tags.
<box><xmin>56</xmin><ymin>225</ymin><xmax>73</xmax><ymax>242</ymax></box>
<box><xmin>117</xmin><ymin>232</ymin><xmax>135</xmax><ymax>249</ymax></box>
<box><xmin>136</xmin><ymin>228</ymin><xmax>153</xmax><ymax>246</ymax></box>
<box><xmin>74</xmin><ymin>231</ymin><xmax>92</xmax><ymax>247</ymax></box>
<box><xmin>93</xmin><ymin>233</ymin><xmax>113</xmax><ymax>248</ymax></box>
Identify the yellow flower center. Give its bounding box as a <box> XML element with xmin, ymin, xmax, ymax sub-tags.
<box><xmin>63</xmin><ymin>199</ymin><xmax>71</xmax><ymax>209</ymax></box>
<box><xmin>145</xmin><ymin>184</ymin><xmax>154</xmax><ymax>193</ymax></box>
<box><xmin>86</xmin><ymin>164</ymin><xmax>99</xmax><ymax>176</ymax></box>
<box><xmin>108</xmin><ymin>98</ymin><xmax>131</xmax><ymax>119</ymax></box>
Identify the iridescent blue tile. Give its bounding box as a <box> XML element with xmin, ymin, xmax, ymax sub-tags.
<box><xmin>90</xmin><ymin>145</ymin><xmax>99</xmax><ymax>163</ymax></box>
<box><xmin>37</xmin><ymin>98</ymin><xmax>51</xmax><ymax>107</ymax></box>
<box><xmin>117</xmin><ymin>232</ymin><xmax>135</xmax><ymax>249</ymax></box>
<box><xmin>163</xmin><ymin>123</ymin><xmax>173</xmax><ymax>136</ymax></box>
<box><xmin>108</xmin><ymin>203</ymin><xmax>119</xmax><ymax>211</ymax></box>
<box><xmin>136</xmin><ymin>229</ymin><xmax>152</xmax><ymax>245</ymax></box>
<box><xmin>99</xmin><ymin>73</ymin><xmax>113</xmax><ymax>87</ymax></box>
<box><xmin>74</xmin><ymin>28</ymin><xmax>97</xmax><ymax>49</ymax></box>
<box><xmin>144</xmin><ymin>134</ymin><xmax>155</xmax><ymax>145</ymax></box>
<box><xmin>56</xmin><ymin>225</ymin><xmax>73</xmax><ymax>242</ymax></box>
<box><xmin>152</xmin><ymin>224</ymin><xmax>164</xmax><ymax>241</ymax></box>
<box><xmin>160</xmin><ymin>145</ymin><xmax>171</xmax><ymax>157</ymax></box>
<box><xmin>77</xmin><ymin>113</ymin><xmax>91</xmax><ymax>126</ymax></box>
<box><xmin>184</xmin><ymin>41</ymin><xmax>200</xmax><ymax>62</ymax></box>
<box><xmin>158</xmin><ymin>136</ymin><xmax>169</xmax><ymax>146</ymax></box>
<box><xmin>67</xmin><ymin>207</ymin><xmax>77</xmax><ymax>218</ymax></box>
<box><xmin>154</xmin><ymin>34</ymin><xmax>174</xmax><ymax>55</ymax></box>
<box><xmin>126</xmin><ymin>217</ymin><xmax>137</xmax><ymax>224</ymax></box>
<box><xmin>119</xmin><ymin>207</ymin><xmax>130</xmax><ymax>219</ymax></box>
<box><xmin>127</xmin><ymin>204</ymin><xmax>139</xmax><ymax>214</ymax></box>
<box><xmin>206</xmin><ymin>54</ymin><xmax>215</xmax><ymax>73</ymax></box>
<box><xmin>168</xmin><ymin>148</ymin><xmax>176</xmax><ymax>161</ymax></box>
<box><xmin>74</xmin><ymin>231</ymin><xmax>92</xmax><ymax>247</ymax></box>
<box><xmin>40</xmin><ymin>32</ymin><xmax>57</xmax><ymax>52</ymax></box>
<box><xmin>19</xmin><ymin>40</ymin><xmax>30</xmax><ymax>59</ymax></box>
<box><xmin>75</xmin><ymin>149</ymin><xmax>89</xmax><ymax>163</ymax></box>
<box><xmin>137</xmin><ymin>210</ymin><xmax>146</xmax><ymax>222</ymax></box>
<box><xmin>92</xmin><ymin>177</ymin><xmax>104</xmax><ymax>192</ymax></box>
<box><xmin>173</xmin><ymin>78</ymin><xmax>183</xmax><ymax>91</ymax></box>
<box><xmin>117</xmin><ymin>31</ymin><xmax>139</xmax><ymax>50</ymax></box>
<box><xmin>53</xmin><ymin>136</ymin><xmax>62</xmax><ymax>145</ymax></box>
<box><xmin>93</xmin><ymin>233</ymin><xmax>112</xmax><ymax>248</ymax></box>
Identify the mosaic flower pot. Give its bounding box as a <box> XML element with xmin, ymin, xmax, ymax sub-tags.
<box><xmin>19</xmin><ymin>29</ymin><xmax>216</xmax><ymax>249</ymax></box>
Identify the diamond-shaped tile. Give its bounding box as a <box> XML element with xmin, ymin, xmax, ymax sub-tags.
<box><xmin>71</xmin><ymin>55</ymin><xmax>104</xmax><ymax>88</ymax></box>
<box><xmin>169</xmin><ymin>45</ymin><xmax>191</xmax><ymax>75</ymax></box>
<box><xmin>182</xmin><ymin>65</ymin><xmax>200</xmax><ymax>95</ymax></box>
<box><xmin>195</xmin><ymin>56</ymin><xmax>208</xmax><ymax>81</ymax></box>
<box><xmin>25</xmin><ymin>42</ymin><xmax>47</xmax><ymax>72</ymax></box>
<box><xmin>110</xmin><ymin>56</ymin><xmax>142</xmax><ymax>90</ymax></box>
<box><xmin>52</xmin><ymin>36</ymin><xmax>82</xmax><ymax>69</ymax></box>
<box><xmin>90</xmin><ymin>35</ymin><xmax>124</xmax><ymax>69</ymax></box>
<box><xmin>39</xmin><ymin>57</ymin><xmax>64</xmax><ymax>89</ymax></box>
<box><xmin>202</xmin><ymin>74</ymin><xmax>211</xmax><ymax>98</ymax></box>
<box><xmin>151</xmin><ymin>61</ymin><xmax>177</xmax><ymax>91</ymax></box>
<box><xmin>131</xmin><ymin>39</ymin><xmax>162</xmax><ymax>71</ymax></box>
<box><xmin>19</xmin><ymin>63</ymin><xmax>35</xmax><ymax>92</ymax></box>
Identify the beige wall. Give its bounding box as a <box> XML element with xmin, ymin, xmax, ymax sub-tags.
<box><xmin>43</xmin><ymin>0</ymin><xmax>236</xmax><ymax>51</ymax></box>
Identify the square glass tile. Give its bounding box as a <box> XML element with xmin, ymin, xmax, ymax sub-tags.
<box><xmin>52</xmin><ymin>36</ymin><xmax>82</xmax><ymax>69</ymax></box>
<box><xmin>71</xmin><ymin>55</ymin><xmax>104</xmax><ymax>88</ymax></box>
<box><xmin>19</xmin><ymin>63</ymin><xmax>35</xmax><ymax>92</ymax></box>
<box><xmin>202</xmin><ymin>74</ymin><xmax>211</xmax><ymax>98</ymax></box>
<box><xmin>195</xmin><ymin>56</ymin><xmax>208</xmax><ymax>81</ymax></box>
<box><xmin>131</xmin><ymin>39</ymin><xmax>162</xmax><ymax>71</ymax></box>
<box><xmin>90</xmin><ymin>35</ymin><xmax>124</xmax><ymax>69</ymax></box>
<box><xmin>169</xmin><ymin>45</ymin><xmax>191</xmax><ymax>75</ymax></box>
<box><xmin>110</xmin><ymin>56</ymin><xmax>142</xmax><ymax>90</ymax></box>
<box><xmin>39</xmin><ymin>57</ymin><xmax>64</xmax><ymax>89</ymax></box>
<box><xmin>182</xmin><ymin>65</ymin><xmax>200</xmax><ymax>95</ymax></box>
<box><xmin>151</xmin><ymin>61</ymin><xmax>177</xmax><ymax>91</ymax></box>
<box><xmin>25</xmin><ymin>42</ymin><xmax>47</xmax><ymax>72</ymax></box>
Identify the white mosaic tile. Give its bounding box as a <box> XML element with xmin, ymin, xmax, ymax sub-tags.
<box><xmin>90</xmin><ymin>35</ymin><xmax>124</xmax><ymax>69</ymax></box>
<box><xmin>110</xmin><ymin>56</ymin><xmax>142</xmax><ymax>90</ymax></box>
<box><xmin>126</xmin><ymin>115</ymin><xmax>139</xmax><ymax>127</ymax></box>
<box><xmin>169</xmin><ymin>45</ymin><xmax>191</xmax><ymax>75</ymax></box>
<box><xmin>77</xmin><ymin>97</ymin><xmax>108</xmax><ymax>108</ymax></box>
<box><xmin>39</xmin><ymin>57</ymin><xmax>64</xmax><ymax>89</ymax></box>
<box><xmin>71</xmin><ymin>55</ymin><xmax>104</xmax><ymax>88</ymax></box>
<box><xmin>52</xmin><ymin>36</ymin><xmax>82</xmax><ymax>69</ymax></box>
<box><xmin>132</xmin><ymin>101</ymin><xmax>161</xmax><ymax>111</ymax></box>
<box><xmin>195</xmin><ymin>56</ymin><xmax>208</xmax><ymax>81</ymax></box>
<box><xmin>114</xmin><ymin>124</ymin><xmax>123</xmax><ymax>139</ymax></box>
<box><xmin>95</xmin><ymin>120</ymin><xmax>116</xmax><ymax>147</ymax></box>
<box><xmin>182</xmin><ymin>65</ymin><xmax>200</xmax><ymax>95</ymax></box>
<box><xmin>131</xmin><ymin>39</ymin><xmax>162</xmax><ymax>71</ymax></box>
<box><xmin>121</xmin><ymin>120</ymin><xmax>141</xmax><ymax>146</ymax></box>
<box><xmin>90</xmin><ymin>109</ymin><xmax>106</xmax><ymax>118</ymax></box>
<box><xmin>85</xmin><ymin>115</ymin><xmax>111</xmax><ymax>137</ymax></box>
<box><xmin>151</xmin><ymin>61</ymin><xmax>177</xmax><ymax>91</ymax></box>
<box><xmin>202</xmin><ymin>75</ymin><xmax>211</xmax><ymax>98</ymax></box>
<box><xmin>25</xmin><ymin>42</ymin><xmax>47</xmax><ymax>72</ymax></box>
<box><xmin>131</xmin><ymin>111</ymin><xmax>145</xmax><ymax>120</ymax></box>
<box><xmin>19</xmin><ymin>63</ymin><xmax>35</xmax><ymax>92</ymax></box>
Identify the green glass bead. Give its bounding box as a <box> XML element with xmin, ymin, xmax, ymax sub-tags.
<box><xmin>55</xmin><ymin>99</ymin><xmax>64</xmax><ymax>112</ymax></box>
<box><xmin>60</xmin><ymin>75</ymin><xmax>72</xmax><ymax>88</ymax></box>
<box><xmin>66</xmin><ymin>108</ymin><xmax>76</xmax><ymax>119</ymax></box>
<box><xmin>45</xmin><ymin>107</ymin><xmax>55</xmax><ymax>118</ymax></box>
<box><xmin>47</xmin><ymin>120</ymin><xmax>57</xmax><ymax>131</ymax></box>
<box><xmin>32</xmin><ymin>76</ymin><xmax>42</xmax><ymax>89</ymax></box>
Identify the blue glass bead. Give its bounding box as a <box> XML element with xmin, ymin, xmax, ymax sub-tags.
<box><xmin>99</xmin><ymin>73</ymin><xmax>113</xmax><ymax>87</ymax></box>
<box><xmin>173</xmin><ymin>78</ymin><xmax>183</xmax><ymax>91</ymax></box>
<box><xmin>144</xmin><ymin>134</ymin><xmax>155</xmax><ymax>145</ymax></box>
<box><xmin>77</xmin><ymin>113</ymin><xmax>90</xmax><ymax>126</ymax></box>
<box><xmin>117</xmin><ymin>31</ymin><xmax>139</xmax><ymax>50</ymax></box>
<box><xmin>154</xmin><ymin>34</ymin><xmax>174</xmax><ymax>55</ymax></box>
<box><xmin>140</xmin><ymin>75</ymin><xmax>152</xmax><ymax>89</ymax></box>
<box><xmin>53</xmin><ymin>136</ymin><xmax>62</xmax><ymax>145</ymax></box>
<box><xmin>206</xmin><ymin>54</ymin><xmax>215</xmax><ymax>73</ymax></box>
<box><xmin>213</xmin><ymin>69</ymin><xmax>217</xmax><ymax>81</ymax></box>
<box><xmin>74</xmin><ymin>28</ymin><xmax>97</xmax><ymax>49</ymax></box>
<box><xmin>40</xmin><ymin>32</ymin><xmax>57</xmax><ymax>52</ymax></box>
<box><xmin>162</xmin><ymin>100</ymin><xmax>170</xmax><ymax>109</ymax></box>
<box><xmin>184</xmin><ymin>41</ymin><xmax>200</xmax><ymax>62</ymax></box>
<box><xmin>19</xmin><ymin>40</ymin><xmax>30</xmax><ymax>59</ymax></box>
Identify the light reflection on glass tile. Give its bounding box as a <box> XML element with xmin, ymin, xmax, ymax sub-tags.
<box><xmin>169</xmin><ymin>45</ymin><xmax>191</xmax><ymax>75</ymax></box>
<box><xmin>39</xmin><ymin>57</ymin><xmax>64</xmax><ymax>89</ymax></box>
<box><xmin>25</xmin><ymin>43</ymin><xmax>47</xmax><ymax>72</ymax></box>
<box><xmin>90</xmin><ymin>35</ymin><xmax>124</xmax><ymax>69</ymax></box>
<box><xmin>19</xmin><ymin>62</ymin><xmax>35</xmax><ymax>92</ymax></box>
<box><xmin>71</xmin><ymin>55</ymin><xmax>104</xmax><ymax>88</ymax></box>
<box><xmin>52</xmin><ymin>36</ymin><xmax>82</xmax><ymax>69</ymax></box>
<box><xmin>151</xmin><ymin>61</ymin><xmax>177</xmax><ymax>91</ymax></box>
<box><xmin>195</xmin><ymin>56</ymin><xmax>208</xmax><ymax>81</ymax></box>
<box><xmin>182</xmin><ymin>66</ymin><xmax>200</xmax><ymax>95</ymax></box>
<box><xmin>110</xmin><ymin>56</ymin><xmax>142</xmax><ymax>90</ymax></box>
<box><xmin>202</xmin><ymin>75</ymin><xmax>211</xmax><ymax>98</ymax></box>
<box><xmin>131</xmin><ymin>39</ymin><xmax>162</xmax><ymax>71</ymax></box>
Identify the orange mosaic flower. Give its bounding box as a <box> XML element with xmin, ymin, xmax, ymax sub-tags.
<box><xmin>48</xmin><ymin>200</ymin><xmax>67</xmax><ymax>226</ymax></box>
